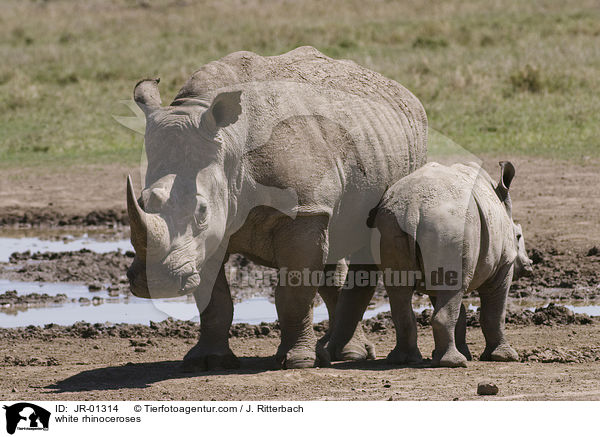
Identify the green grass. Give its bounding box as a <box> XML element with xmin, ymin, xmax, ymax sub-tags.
<box><xmin>1</xmin><ymin>0</ymin><xmax>599</xmax><ymax>168</ymax></box>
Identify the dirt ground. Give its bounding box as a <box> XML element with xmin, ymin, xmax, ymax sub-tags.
<box><xmin>0</xmin><ymin>155</ymin><xmax>599</xmax><ymax>401</ymax></box>
<box><xmin>1</xmin><ymin>324</ymin><xmax>599</xmax><ymax>401</ymax></box>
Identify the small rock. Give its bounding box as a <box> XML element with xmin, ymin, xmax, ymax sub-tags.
<box><xmin>11</xmin><ymin>388</ymin><xmax>17</xmax><ymax>393</ymax></box>
<box><xmin>477</xmin><ymin>381</ymin><xmax>499</xmax><ymax>395</ymax></box>
<box><xmin>587</xmin><ymin>246</ymin><xmax>599</xmax><ymax>256</ymax></box>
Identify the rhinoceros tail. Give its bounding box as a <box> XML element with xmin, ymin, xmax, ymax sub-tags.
<box><xmin>366</xmin><ymin>206</ymin><xmax>378</xmax><ymax>229</ymax></box>
<box><xmin>366</xmin><ymin>189</ymin><xmax>387</xmax><ymax>228</ymax></box>
<box><xmin>408</xmin><ymin>221</ymin><xmax>419</xmax><ymax>268</ymax></box>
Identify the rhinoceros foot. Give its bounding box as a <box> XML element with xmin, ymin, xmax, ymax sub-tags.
<box><xmin>386</xmin><ymin>346</ymin><xmax>423</xmax><ymax>365</ymax></box>
<box><xmin>480</xmin><ymin>343</ymin><xmax>519</xmax><ymax>362</ymax></box>
<box><xmin>276</xmin><ymin>342</ymin><xmax>331</xmax><ymax>369</ymax></box>
<box><xmin>432</xmin><ymin>347</ymin><xmax>468</xmax><ymax>368</ymax></box>
<box><xmin>325</xmin><ymin>327</ymin><xmax>376</xmax><ymax>362</ymax></box>
<box><xmin>182</xmin><ymin>343</ymin><xmax>240</xmax><ymax>372</ymax></box>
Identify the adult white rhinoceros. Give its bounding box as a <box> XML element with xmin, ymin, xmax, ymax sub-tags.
<box><xmin>126</xmin><ymin>46</ymin><xmax>427</xmax><ymax>370</ymax></box>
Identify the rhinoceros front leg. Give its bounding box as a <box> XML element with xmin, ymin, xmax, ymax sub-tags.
<box><xmin>317</xmin><ymin>260</ymin><xmax>376</xmax><ymax>361</ymax></box>
<box><xmin>183</xmin><ymin>264</ymin><xmax>239</xmax><ymax>372</ymax></box>
<box><xmin>273</xmin><ymin>215</ymin><xmax>331</xmax><ymax>369</ymax></box>
<box><xmin>478</xmin><ymin>265</ymin><xmax>519</xmax><ymax>362</ymax></box>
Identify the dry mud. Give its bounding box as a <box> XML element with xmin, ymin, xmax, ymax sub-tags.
<box><xmin>0</xmin><ymin>207</ymin><xmax>128</xmax><ymax>228</ymax></box>
<box><xmin>1</xmin><ymin>322</ymin><xmax>599</xmax><ymax>401</ymax></box>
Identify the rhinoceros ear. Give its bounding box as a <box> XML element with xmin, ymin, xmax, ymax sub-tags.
<box><xmin>496</xmin><ymin>161</ymin><xmax>515</xmax><ymax>215</ymax></box>
<box><xmin>202</xmin><ymin>91</ymin><xmax>242</xmax><ymax>132</ymax></box>
<box><xmin>133</xmin><ymin>78</ymin><xmax>162</xmax><ymax>116</ymax></box>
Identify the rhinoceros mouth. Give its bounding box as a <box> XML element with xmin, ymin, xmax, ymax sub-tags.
<box><xmin>127</xmin><ymin>259</ymin><xmax>200</xmax><ymax>299</ymax></box>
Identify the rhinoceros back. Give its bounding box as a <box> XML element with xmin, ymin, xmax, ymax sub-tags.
<box><xmin>173</xmin><ymin>46</ymin><xmax>427</xmax><ymax>173</ymax></box>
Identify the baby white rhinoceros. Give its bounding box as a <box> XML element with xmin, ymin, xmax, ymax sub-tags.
<box><xmin>368</xmin><ymin>161</ymin><xmax>533</xmax><ymax>367</ymax></box>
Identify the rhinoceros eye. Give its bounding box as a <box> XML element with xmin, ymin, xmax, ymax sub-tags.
<box><xmin>192</xmin><ymin>198</ymin><xmax>208</xmax><ymax>231</ymax></box>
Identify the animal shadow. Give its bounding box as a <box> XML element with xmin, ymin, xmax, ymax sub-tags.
<box><xmin>331</xmin><ymin>358</ymin><xmax>433</xmax><ymax>370</ymax></box>
<box><xmin>47</xmin><ymin>357</ymin><xmax>277</xmax><ymax>392</ymax></box>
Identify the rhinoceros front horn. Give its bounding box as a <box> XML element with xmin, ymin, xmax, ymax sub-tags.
<box><xmin>127</xmin><ymin>175</ymin><xmax>149</xmax><ymax>255</ymax></box>
<box><xmin>133</xmin><ymin>78</ymin><xmax>162</xmax><ymax>115</ymax></box>
<box><xmin>127</xmin><ymin>175</ymin><xmax>168</xmax><ymax>257</ymax></box>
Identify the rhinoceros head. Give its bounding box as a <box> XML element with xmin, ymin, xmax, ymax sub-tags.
<box><xmin>495</xmin><ymin>161</ymin><xmax>533</xmax><ymax>278</ymax></box>
<box><xmin>126</xmin><ymin>79</ymin><xmax>242</xmax><ymax>299</ymax></box>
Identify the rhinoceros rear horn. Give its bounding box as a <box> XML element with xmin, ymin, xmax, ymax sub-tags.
<box><xmin>133</xmin><ymin>78</ymin><xmax>162</xmax><ymax>115</ymax></box>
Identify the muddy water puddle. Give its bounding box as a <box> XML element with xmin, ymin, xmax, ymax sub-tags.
<box><xmin>0</xmin><ymin>283</ymin><xmax>327</xmax><ymax>327</ymax></box>
<box><xmin>0</xmin><ymin>279</ymin><xmax>91</xmax><ymax>297</ymax></box>
<box><xmin>3</xmin><ymin>277</ymin><xmax>599</xmax><ymax>328</ymax></box>
<box><xmin>1</xmin><ymin>231</ymin><xmax>599</xmax><ymax>327</ymax></box>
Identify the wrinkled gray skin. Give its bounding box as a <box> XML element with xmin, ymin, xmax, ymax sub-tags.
<box><xmin>126</xmin><ymin>47</ymin><xmax>428</xmax><ymax>370</ymax></box>
<box><xmin>367</xmin><ymin>161</ymin><xmax>533</xmax><ymax>367</ymax></box>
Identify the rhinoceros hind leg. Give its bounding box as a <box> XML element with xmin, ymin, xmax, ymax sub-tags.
<box><xmin>275</xmin><ymin>342</ymin><xmax>331</xmax><ymax>369</ymax></box>
<box><xmin>432</xmin><ymin>347</ymin><xmax>468</xmax><ymax>368</ymax></box>
<box><xmin>326</xmin><ymin>262</ymin><xmax>378</xmax><ymax>362</ymax></box>
<box><xmin>430</xmin><ymin>289</ymin><xmax>468</xmax><ymax>368</ymax></box>
<box><xmin>328</xmin><ymin>323</ymin><xmax>376</xmax><ymax>361</ymax></box>
<box><xmin>386</xmin><ymin>285</ymin><xmax>421</xmax><ymax>365</ymax></box>
<box><xmin>480</xmin><ymin>343</ymin><xmax>519</xmax><ymax>362</ymax></box>
<box><xmin>455</xmin><ymin>303</ymin><xmax>472</xmax><ymax>360</ymax></box>
<box><xmin>182</xmin><ymin>344</ymin><xmax>240</xmax><ymax>372</ymax></box>
<box><xmin>319</xmin><ymin>261</ymin><xmax>376</xmax><ymax>362</ymax></box>
<box><xmin>429</xmin><ymin>296</ymin><xmax>471</xmax><ymax>361</ymax></box>
<box><xmin>386</xmin><ymin>346</ymin><xmax>422</xmax><ymax>365</ymax></box>
<box><xmin>478</xmin><ymin>267</ymin><xmax>518</xmax><ymax>362</ymax></box>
